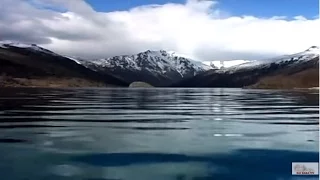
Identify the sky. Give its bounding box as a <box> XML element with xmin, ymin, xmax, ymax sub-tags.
<box><xmin>86</xmin><ymin>0</ymin><xmax>318</xmax><ymax>19</ymax></box>
<box><xmin>0</xmin><ymin>0</ymin><xmax>319</xmax><ymax>61</ymax></box>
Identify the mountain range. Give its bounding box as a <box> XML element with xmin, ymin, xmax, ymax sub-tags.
<box><xmin>0</xmin><ymin>42</ymin><xmax>128</xmax><ymax>87</ymax></box>
<box><xmin>172</xmin><ymin>46</ymin><xmax>319</xmax><ymax>88</ymax></box>
<box><xmin>0</xmin><ymin>41</ymin><xmax>318</xmax><ymax>89</ymax></box>
<box><xmin>75</xmin><ymin>50</ymin><xmax>212</xmax><ymax>86</ymax></box>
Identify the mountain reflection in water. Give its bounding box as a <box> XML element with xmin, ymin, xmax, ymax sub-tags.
<box><xmin>0</xmin><ymin>88</ymin><xmax>318</xmax><ymax>180</ymax></box>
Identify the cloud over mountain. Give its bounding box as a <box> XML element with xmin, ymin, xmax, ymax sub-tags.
<box><xmin>0</xmin><ymin>0</ymin><xmax>318</xmax><ymax>61</ymax></box>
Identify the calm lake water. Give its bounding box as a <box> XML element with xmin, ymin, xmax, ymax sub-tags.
<box><xmin>0</xmin><ymin>88</ymin><xmax>318</xmax><ymax>180</ymax></box>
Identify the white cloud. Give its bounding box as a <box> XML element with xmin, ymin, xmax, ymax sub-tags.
<box><xmin>0</xmin><ymin>0</ymin><xmax>318</xmax><ymax>61</ymax></box>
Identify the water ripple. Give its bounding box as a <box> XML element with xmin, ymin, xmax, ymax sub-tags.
<box><xmin>0</xmin><ymin>88</ymin><xmax>318</xmax><ymax>180</ymax></box>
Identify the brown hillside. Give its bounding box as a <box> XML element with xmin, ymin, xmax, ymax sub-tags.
<box><xmin>249</xmin><ymin>60</ymin><xmax>319</xmax><ymax>89</ymax></box>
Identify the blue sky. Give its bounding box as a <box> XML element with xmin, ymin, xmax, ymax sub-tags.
<box><xmin>85</xmin><ymin>0</ymin><xmax>318</xmax><ymax>19</ymax></box>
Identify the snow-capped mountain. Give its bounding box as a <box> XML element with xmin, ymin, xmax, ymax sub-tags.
<box><xmin>224</xmin><ymin>46</ymin><xmax>319</xmax><ymax>73</ymax></box>
<box><xmin>0</xmin><ymin>41</ymin><xmax>212</xmax><ymax>87</ymax></box>
<box><xmin>173</xmin><ymin>46</ymin><xmax>319</xmax><ymax>88</ymax></box>
<box><xmin>78</xmin><ymin>50</ymin><xmax>212</xmax><ymax>86</ymax></box>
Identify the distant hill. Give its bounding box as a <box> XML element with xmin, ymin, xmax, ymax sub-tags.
<box><xmin>248</xmin><ymin>57</ymin><xmax>318</xmax><ymax>89</ymax></box>
<box><xmin>172</xmin><ymin>46</ymin><xmax>319</xmax><ymax>89</ymax></box>
<box><xmin>129</xmin><ymin>81</ymin><xmax>153</xmax><ymax>88</ymax></box>
<box><xmin>0</xmin><ymin>42</ymin><xmax>128</xmax><ymax>87</ymax></box>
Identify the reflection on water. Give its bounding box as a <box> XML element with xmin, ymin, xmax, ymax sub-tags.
<box><xmin>0</xmin><ymin>88</ymin><xmax>318</xmax><ymax>180</ymax></box>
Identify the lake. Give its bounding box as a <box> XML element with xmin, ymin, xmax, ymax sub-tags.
<box><xmin>0</xmin><ymin>88</ymin><xmax>318</xmax><ymax>180</ymax></box>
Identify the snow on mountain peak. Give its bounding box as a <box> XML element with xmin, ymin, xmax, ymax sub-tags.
<box><xmin>203</xmin><ymin>60</ymin><xmax>251</xmax><ymax>69</ymax></box>
<box><xmin>0</xmin><ymin>41</ymin><xmax>58</xmax><ymax>56</ymax></box>
<box><xmin>224</xmin><ymin>47</ymin><xmax>319</xmax><ymax>73</ymax></box>
<box><xmin>84</xmin><ymin>50</ymin><xmax>211</xmax><ymax>78</ymax></box>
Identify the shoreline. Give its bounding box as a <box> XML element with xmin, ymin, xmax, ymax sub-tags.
<box><xmin>0</xmin><ymin>77</ymin><xmax>126</xmax><ymax>88</ymax></box>
<box><xmin>1</xmin><ymin>85</ymin><xmax>318</xmax><ymax>90</ymax></box>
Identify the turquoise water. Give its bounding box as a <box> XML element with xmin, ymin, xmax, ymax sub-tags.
<box><xmin>0</xmin><ymin>88</ymin><xmax>318</xmax><ymax>180</ymax></box>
